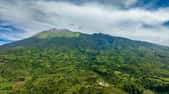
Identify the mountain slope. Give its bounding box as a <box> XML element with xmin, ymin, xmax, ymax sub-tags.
<box><xmin>0</xmin><ymin>29</ymin><xmax>169</xmax><ymax>94</ymax></box>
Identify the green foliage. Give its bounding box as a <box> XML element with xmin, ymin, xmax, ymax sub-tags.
<box><xmin>35</xmin><ymin>30</ymin><xmax>80</xmax><ymax>39</ymax></box>
<box><xmin>0</xmin><ymin>30</ymin><xmax>169</xmax><ymax>94</ymax></box>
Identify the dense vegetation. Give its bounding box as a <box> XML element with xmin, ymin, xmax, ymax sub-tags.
<box><xmin>0</xmin><ymin>29</ymin><xmax>169</xmax><ymax>94</ymax></box>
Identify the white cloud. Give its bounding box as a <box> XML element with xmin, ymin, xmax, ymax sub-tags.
<box><xmin>0</xmin><ymin>0</ymin><xmax>169</xmax><ymax>46</ymax></box>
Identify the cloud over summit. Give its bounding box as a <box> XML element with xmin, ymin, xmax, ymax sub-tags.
<box><xmin>0</xmin><ymin>0</ymin><xmax>169</xmax><ymax>46</ymax></box>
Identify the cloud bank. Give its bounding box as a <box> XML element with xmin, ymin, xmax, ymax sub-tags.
<box><xmin>0</xmin><ymin>0</ymin><xmax>169</xmax><ymax>46</ymax></box>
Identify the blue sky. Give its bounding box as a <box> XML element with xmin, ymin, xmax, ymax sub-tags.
<box><xmin>0</xmin><ymin>0</ymin><xmax>169</xmax><ymax>46</ymax></box>
<box><xmin>0</xmin><ymin>39</ymin><xmax>11</xmax><ymax>45</ymax></box>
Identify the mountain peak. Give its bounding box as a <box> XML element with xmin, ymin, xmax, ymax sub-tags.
<box><xmin>35</xmin><ymin>28</ymin><xmax>81</xmax><ymax>39</ymax></box>
<box><xmin>46</xmin><ymin>28</ymin><xmax>72</xmax><ymax>32</ymax></box>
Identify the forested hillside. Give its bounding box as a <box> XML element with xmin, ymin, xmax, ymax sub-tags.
<box><xmin>0</xmin><ymin>29</ymin><xmax>169</xmax><ymax>94</ymax></box>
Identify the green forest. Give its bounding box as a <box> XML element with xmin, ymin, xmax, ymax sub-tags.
<box><xmin>0</xmin><ymin>31</ymin><xmax>169</xmax><ymax>94</ymax></box>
